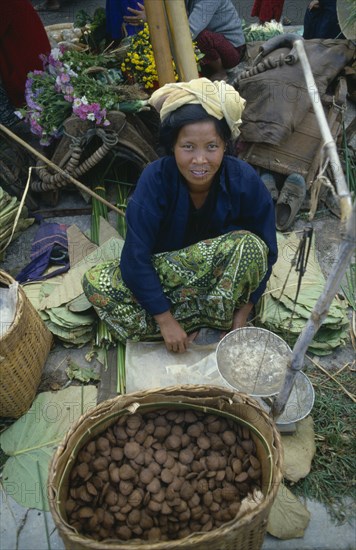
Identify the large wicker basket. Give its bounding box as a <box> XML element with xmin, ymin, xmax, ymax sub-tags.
<box><xmin>0</xmin><ymin>270</ymin><xmax>53</xmax><ymax>418</ymax></box>
<box><xmin>48</xmin><ymin>385</ymin><xmax>283</xmax><ymax>550</ymax></box>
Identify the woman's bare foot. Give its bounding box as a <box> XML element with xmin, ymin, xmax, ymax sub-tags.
<box><xmin>187</xmin><ymin>330</ymin><xmax>199</xmax><ymax>342</ymax></box>
<box><xmin>232</xmin><ymin>302</ymin><xmax>254</xmax><ymax>330</ymax></box>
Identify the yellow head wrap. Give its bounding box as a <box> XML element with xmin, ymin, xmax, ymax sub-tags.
<box><xmin>148</xmin><ymin>77</ymin><xmax>246</xmax><ymax>140</ymax></box>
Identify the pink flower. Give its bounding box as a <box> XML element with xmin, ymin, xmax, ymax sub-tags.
<box><xmin>60</xmin><ymin>72</ymin><xmax>70</xmax><ymax>84</ymax></box>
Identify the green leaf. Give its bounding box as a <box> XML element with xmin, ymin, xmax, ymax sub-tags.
<box><xmin>0</xmin><ymin>386</ymin><xmax>97</xmax><ymax>511</ymax></box>
<box><xmin>47</xmin><ymin>307</ymin><xmax>95</xmax><ymax>328</ymax></box>
<box><xmin>66</xmin><ymin>361</ymin><xmax>100</xmax><ymax>383</ymax></box>
<box><xmin>257</xmin><ymin>232</ymin><xmax>349</xmax><ymax>354</ymax></box>
<box><xmin>267</xmin><ymin>484</ymin><xmax>310</xmax><ymax>539</ymax></box>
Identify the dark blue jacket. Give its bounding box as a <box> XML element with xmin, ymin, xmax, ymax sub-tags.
<box><xmin>120</xmin><ymin>155</ymin><xmax>277</xmax><ymax>315</ymax></box>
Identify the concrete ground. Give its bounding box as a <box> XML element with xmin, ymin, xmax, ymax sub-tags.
<box><xmin>1</xmin><ymin>3</ymin><xmax>355</xmax><ymax>550</ymax></box>
<box><xmin>1</xmin><ymin>493</ymin><xmax>355</xmax><ymax>550</ymax></box>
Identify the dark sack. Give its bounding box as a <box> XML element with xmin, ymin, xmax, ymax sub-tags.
<box><xmin>237</xmin><ymin>39</ymin><xmax>355</xmax><ymax>145</ymax></box>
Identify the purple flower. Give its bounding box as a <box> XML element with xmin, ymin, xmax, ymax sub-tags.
<box><xmin>64</xmin><ymin>85</ymin><xmax>74</xmax><ymax>95</ymax></box>
<box><xmin>90</xmin><ymin>102</ymin><xmax>101</xmax><ymax>113</ymax></box>
<box><xmin>40</xmin><ymin>135</ymin><xmax>51</xmax><ymax>147</ymax></box>
<box><xmin>60</xmin><ymin>72</ymin><xmax>71</xmax><ymax>84</ymax></box>
<box><xmin>29</xmin><ymin>117</ymin><xmax>43</xmax><ymax>137</ymax></box>
<box><xmin>25</xmin><ymin>95</ymin><xmax>41</xmax><ymax>111</ymax></box>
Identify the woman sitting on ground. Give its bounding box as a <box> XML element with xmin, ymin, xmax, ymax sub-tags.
<box><xmin>83</xmin><ymin>78</ymin><xmax>277</xmax><ymax>354</ymax></box>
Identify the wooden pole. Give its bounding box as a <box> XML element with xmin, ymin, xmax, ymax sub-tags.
<box><xmin>164</xmin><ymin>0</ymin><xmax>199</xmax><ymax>82</ymax></box>
<box><xmin>145</xmin><ymin>0</ymin><xmax>175</xmax><ymax>86</ymax></box>
<box><xmin>294</xmin><ymin>39</ymin><xmax>352</xmax><ymax>225</ymax></box>
<box><xmin>0</xmin><ymin>124</ymin><xmax>125</xmax><ymax>217</ymax></box>
<box><xmin>272</xmin><ymin>201</ymin><xmax>356</xmax><ymax>418</ymax></box>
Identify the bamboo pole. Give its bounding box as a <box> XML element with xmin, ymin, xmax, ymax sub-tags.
<box><xmin>164</xmin><ymin>0</ymin><xmax>199</xmax><ymax>82</ymax></box>
<box><xmin>0</xmin><ymin>124</ymin><xmax>125</xmax><ymax>217</ymax></box>
<box><xmin>293</xmin><ymin>39</ymin><xmax>352</xmax><ymax>225</ymax></box>
<box><xmin>272</xmin><ymin>201</ymin><xmax>356</xmax><ymax>418</ymax></box>
<box><xmin>145</xmin><ymin>0</ymin><xmax>175</xmax><ymax>86</ymax></box>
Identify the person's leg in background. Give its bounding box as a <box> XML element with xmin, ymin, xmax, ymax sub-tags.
<box><xmin>195</xmin><ymin>29</ymin><xmax>245</xmax><ymax>81</ymax></box>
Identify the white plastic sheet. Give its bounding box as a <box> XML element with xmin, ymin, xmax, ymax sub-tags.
<box><xmin>125</xmin><ymin>340</ymin><xmax>231</xmax><ymax>393</ymax></box>
<box><xmin>0</xmin><ymin>282</ymin><xmax>18</xmax><ymax>338</ymax></box>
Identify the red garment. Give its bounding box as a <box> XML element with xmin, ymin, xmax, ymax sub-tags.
<box><xmin>196</xmin><ymin>29</ymin><xmax>245</xmax><ymax>70</ymax></box>
<box><xmin>251</xmin><ymin>0</ymin><xmax>285</xmax><ymax>22</ymax></box>
<box><xmin>0</xmin><ymin>0</ymin><xmax>51</xmax><ymax>107</ymax></box>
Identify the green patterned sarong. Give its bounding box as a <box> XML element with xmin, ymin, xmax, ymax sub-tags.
<box><xmin>83</xmin><ymin>231</ymin><xmax>268</xmax><ymax>342</ymax></box>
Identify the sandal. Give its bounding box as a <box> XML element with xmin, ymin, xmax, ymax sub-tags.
<box><xmin>261</xmin><ymin>172</ymin><xmax>279</xmax><ymax>202</ymax></box>
<box><xmin>276</xmin><ymin>173</ymin><xmax>306</xmax><ymax>231</ymax></box>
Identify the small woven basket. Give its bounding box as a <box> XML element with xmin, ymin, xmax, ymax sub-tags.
<box><xmin>0</xmin><ymin>270</ymin><xmax>52</xmax><ymax>418</ymax></box>
<box><xmin>49</xmin><ymin>385</ymin><xmax>283</xmax><ymax>550</ymax></box>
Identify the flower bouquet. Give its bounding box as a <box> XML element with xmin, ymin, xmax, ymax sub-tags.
<box><xmin>18</xmin><ymin>47</ymin><xmax>149</xmax><ymax>146</ymax></box>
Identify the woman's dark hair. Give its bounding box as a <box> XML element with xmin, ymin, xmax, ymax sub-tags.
<box><xmin>158</xmin><ymin>104</ymin><xmax>231</xmax><ymax>155</ymax></box>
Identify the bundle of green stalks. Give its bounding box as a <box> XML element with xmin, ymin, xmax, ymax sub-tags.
<box><xmin>0</xmin><ymin>186</ymin><xmax>34</xmax><ymax>258</ymax></box>
<box><xmin>90</xmin><ymin>184</ymin><xmax>126</xmax><ymax>394</ymax></box>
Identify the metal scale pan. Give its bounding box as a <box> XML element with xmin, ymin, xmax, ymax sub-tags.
<box><xmin>216</xmin><ymin>327</ymin><xmax>315</xmax><ymax>425</ymax></box>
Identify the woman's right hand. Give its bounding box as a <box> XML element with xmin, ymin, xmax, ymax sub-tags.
<box><xmin>154</xmin><ymin>311</ymin><xmax>190</xmax><ymax>353</ymax></box>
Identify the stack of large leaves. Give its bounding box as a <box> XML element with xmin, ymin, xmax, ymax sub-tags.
<box><xmin>0</xmin><ymin>186</ymin><xmax>34</xmax><ymax>259</ymax></box>
<box><xmin>22</xmin><ymin>227</ymin><xmax>124</xmax><ymax>348</ymax></box>
<box><xmin>22</xmin><ymin>277</ymin><xmax>97</xmax><ymax>348</ymax></box>
<box><xmin>39</xmin><ymin>306</ymin><xmax>96</xmax><ymax>347</ymax></box>
<box><xmin>257</xmin><ymin>232</ymin><xmax>349</xmax><ymax>355</ymax></box>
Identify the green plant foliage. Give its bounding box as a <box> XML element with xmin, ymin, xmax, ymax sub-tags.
<box><xmin>75</xmin><ymin>8</ymin><xmax>107</xmax><ymax>51</ymax></box>
<box><xmin>242</xmin><ymin>19</ymin><xmax>284</xmax><ymax>42</ymax></box>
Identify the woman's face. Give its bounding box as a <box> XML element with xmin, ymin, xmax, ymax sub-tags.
<box><xmin>173</xmin><ymin>120</ymin><xmax>225</xmax><ymax>192</ymax></box>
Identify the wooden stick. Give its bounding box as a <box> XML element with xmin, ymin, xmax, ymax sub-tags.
<box><xmin>0</xmin><ymin>124</ymin><xmax>125</xmax><ymax>217</ymax></box>
<box><xmin>272</xmin><ymin>201</ymin><xmax>356</xmax><ymax>417</ymax></box>
<box><xmin>306</xmin><ymin>354</ymin><xmax>356</xmax><ymax>403</ymax></box>
<box><xmin>335</xmin><ymin>361</ymin><xmax>355</xmax><ymax>376</ymax></box>
<box><xmin>164</xmin><ymin>0</ymin><xmax>199</xmax><ymax>82</ymax></box>
<box><xmin>145</xmin><ymin>0</ymin><xmax>176</xmax><ymax>86</ymax></box>
<box><xmin>294</xmin><ymin>40</ymin><xmax>352</xmax><ymax>225</ymax></box>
